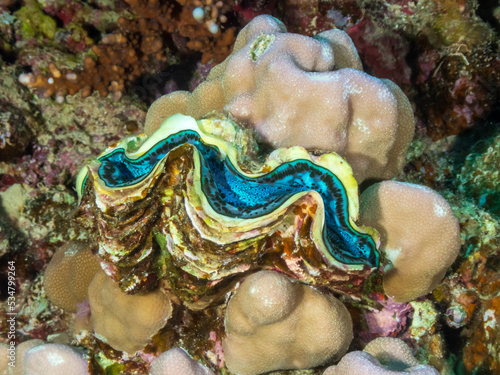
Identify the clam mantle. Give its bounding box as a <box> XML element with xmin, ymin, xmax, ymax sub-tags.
<box><xmin>76</xmin><ymin>114</ymin><xmax>379</xmax><ymax>301</ymax></box>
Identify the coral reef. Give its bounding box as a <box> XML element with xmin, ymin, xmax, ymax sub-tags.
<box><xmin>402</xmin><ymin>129</ymin><xmax>500</xmax><ymax>372</ymax></box>
<box><xmin>457</xmin><ymin>131</ymin><xmax>500</xmax><ymax>217</ymax></box>
<box><xmin>16</xmin><ymin>0</ymin><xmax>237</xmax><ymax>102</ymax></box>
<box><xmin>149</xmin><ymin>347</ymin><xmax>215</xmax><ymax>375</ymax></box>
<box><xmin>432</xmin><ymin>199</ymin><xmax>500</xmax><ymax>374</ymax></box>
<box><xmin>23</xmin><ymin>342</ymin><xmax>90</xmax><ymax>375</ymax></box>
<box><xmin>9</xmin><ymin>339</ymin><xmax>44</xmax><ymax>375</ymax></box>
<box><xmin>61</xmin><ymin>17</ymin><xmax>456</xmax><ymax>374</ymax></box>
<box><xmin>1</xmin><ymin>1</ymin><xmax>499</xmax><ymax>375</ymax></box>
<box><xmin>249</xmin><ymin>0</ymin><xmax>500</xmax><ymax>140</ymax></box>
<box><xmin>362</xmin><ymin>295</ymin><xmax>412</xmax><ymax>339</ymax></box>
<box><xmin>1</xmin><ymin>340</ymin><xmax>90</xmax><ymax>374</ymax></box>
<box><xmin>0</xmin><ymin>98</ymin><xmax>33</xmax><ymax>161</ymax></box>
<box><xmin>351</xmin><ymin>0</ymin><xmax>500</xmax><ymax>140</ymax></box>
<box><xmin>43</xmin><ymin>242</ymin><xmax>101</xmax><ymax>312</ymax></box>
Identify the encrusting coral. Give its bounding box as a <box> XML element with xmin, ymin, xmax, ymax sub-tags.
<box><xmin>87</xmin><ymin>270</ymin><xmax>173</xmax><ymax>354</ymax></box>
<box><xmin>223</xmin><ymin>270</ymin><xmax>353</xmax><ymax>375</ymax></box>
<box><xmin>323</xmin><ymin>337</ymin><xmax>439</xmax><ymax>375</ymax></box>
<box><xmin>359</xmin><ymin>181</ymin><xmax>461</xmax><ymax>303</ymax></box>
<box><xmin>144</xmin><ymin>15</ymin><xmax>415</xmax><ymax>184</ymax></box>
<box><xmin>43</xmin><ymin>241</ymin><xmax>101</xmax><ymax>312</ymax></box>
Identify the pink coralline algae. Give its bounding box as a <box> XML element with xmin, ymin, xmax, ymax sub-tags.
<box><xmin>347</xmin><ymin>17</ymin><xmax>412</xmax><ymax>87</ymax></box>
<box><xmin>363</xmin><ymin>293</ymin><xmax>412</xmax><ymax>339</ymax></box>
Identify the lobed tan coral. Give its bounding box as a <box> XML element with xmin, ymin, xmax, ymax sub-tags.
<box><xmin>88</xmin><ymin>270</ymin><xmax>173</xmax><ymax>354</ymax></box>
<box><xmin>324</xmin><ymin>337</ymin><xmax>439</xmax><ymax>375</ymax></box>
<box><xmin>222</xmin><ymin>270</ymin><xmax>353</xmax><ymax>375</ymax></box>
<box><xmin>359</xmin><ymin>181</ymin><xmax>461</xmax><ymax>303</ymax></box>
<box><xmin>149</xmin><ymin>347</ymin><xmax>215</xmax><ymax>375</ymax></box>
<box><xmin>145</xmin><ymin>15</ymin><xmax>415</xmax><ymax>184</ymax></box>
<box><xmin>43</xmin><ymin>241</ymin><xmax>101</xmax><ymax>312</ymax></box>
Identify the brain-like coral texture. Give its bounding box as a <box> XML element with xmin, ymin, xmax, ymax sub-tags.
<box><xmin>144</xmin><ymin>15</ymin><xmax>415</xmax><ymax>184</ymax></box>
<box><xmin>223</xmin><ymin>270</ymin><xmax>353</xmax><ymax>375</ymax></box>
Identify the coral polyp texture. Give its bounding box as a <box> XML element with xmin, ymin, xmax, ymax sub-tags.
<box><xmin>3</xmin><ymin>3</ymin><xmax>499</xmax><ymax>374</ymax></box>
<box><xmin>43</xmin><ymin>242</ymin><xmax>101</xmax><ymax>312</ymax></box>
<box><xmin>144</xmin><ymin>15</ymin><xmax>415</xmax><ymax>184</ymax></box>
<box><xmin>88</xmin><ymin>270</ymin><xmax>173</xmax><ymax>354</ymax></box>
<box><xmin>223</xmin><ymin>270</ymin><xmax>353</xmax><ymax>374</ymax></box>
<box><xmin>149</xmin><ymin>347</ymin><xmax>215</xmax><ymax>375</ymax></box>
<box><xmin>359</xmin><ymin>181</ymin><xmax>461</xmax><ymax>303</ymax></box>
<box><xmin>22</xmin><ymin>343</ymin><xmax>90</xmax><ymax>375</ymax></box>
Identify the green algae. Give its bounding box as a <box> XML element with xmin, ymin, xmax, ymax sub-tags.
<box><xmin>430</xmin><ymin>0</ymin><xmax>494</xmax><ymax>47</ymax></box>
<box><xmin>249</xmin><ymin>34</ymin><xmax>276</xmax><ymax>61</ymax></box>
<box><xmin>16</xmin><ymin>0</ymin><xmax>57</xmax><ymax>40</ymax></box>
<box><xmin>95</xmin><ymin>352</ymin><xmax>126</xmax><ymax>375</ymax></box>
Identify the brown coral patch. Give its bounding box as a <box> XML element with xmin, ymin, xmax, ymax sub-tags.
<box><xmin>19</xmin><ymin>0</ymin><xmax>237</xmax><ymax>101</ymax></box>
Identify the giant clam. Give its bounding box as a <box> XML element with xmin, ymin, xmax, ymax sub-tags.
<box><xmin>76</xmin><ymin>114</ymin><xmax>379</xmax><ymax>304</ymax></box>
